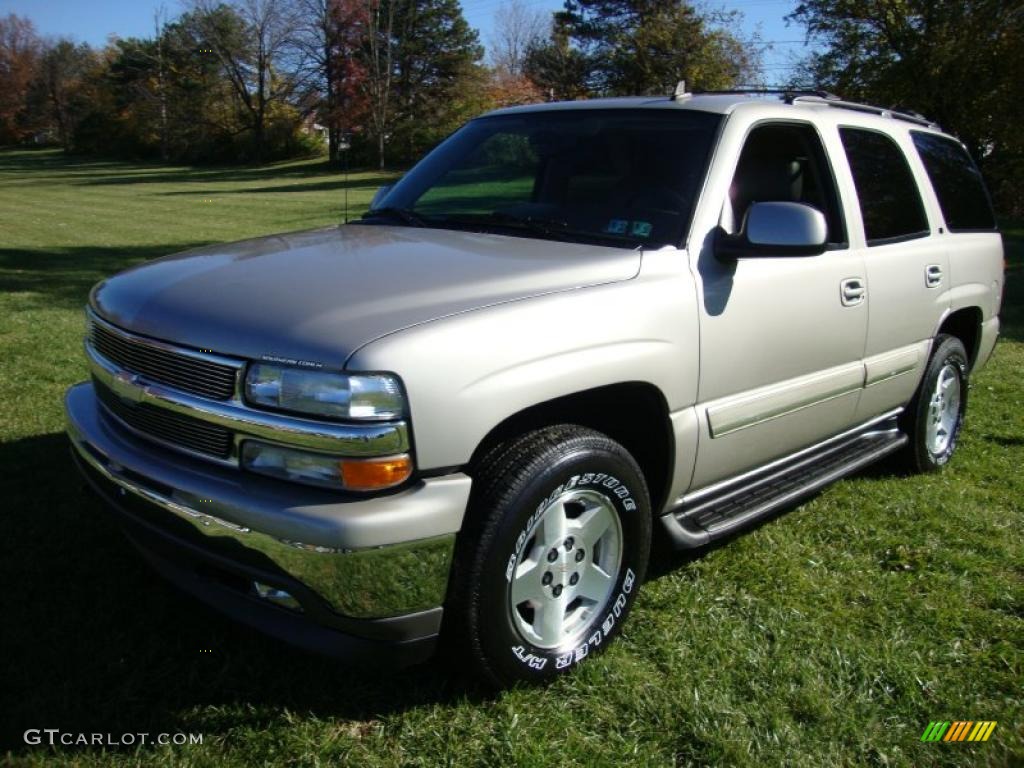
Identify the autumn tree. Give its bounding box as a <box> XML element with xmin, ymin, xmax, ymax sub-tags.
<box><xmin>0</xmin><ymin>14</ymin><xmax>42</xmax><ymax>144</ymax></box>
<box><xmin>291</xmin><ymin>0</ymin><xmax>369</xmax><ymax>162</ymax></box>
<box><xmin>31</xmin><ymin>40</ymin><xmax>97</xmax><ymax>151</ymax></box>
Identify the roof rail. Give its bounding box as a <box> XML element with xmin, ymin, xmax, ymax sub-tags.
<box><xmin>789</xmin><ymin>94</ymin><xmax>941</xmax><ymax>129</ymax></box>
<box><xmin>682</xmin><ymin>87</ymin><xmax>942</xmax><ymax>130</ymax></box>
<box><xmin>690</xmin><ymin>87</ymin><xmax>841</xmax><ymax>100</ymax></box>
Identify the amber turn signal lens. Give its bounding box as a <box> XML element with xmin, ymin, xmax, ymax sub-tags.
<box><xmin>339</xmin><ymin>454</ymin><xmax>412</xmax><ymax>491</ymax></box>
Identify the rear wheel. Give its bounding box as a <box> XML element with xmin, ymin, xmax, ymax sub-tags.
<box><xmin>900</xmin><ymin>334</ymin><xmax>969</xmax><ymax>473</ymax></box>
<box><xmin>446</xmin><ymin>425</ymin><xmax>651</xmax><ymax>687</ymax></box>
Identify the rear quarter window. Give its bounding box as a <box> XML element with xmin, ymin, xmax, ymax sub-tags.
<box><xmin>911</xmin><ymin>132</ymin><xmax>997</xmax><ymax>232</ymax></box>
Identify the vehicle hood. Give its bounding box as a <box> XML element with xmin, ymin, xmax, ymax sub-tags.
<box><xmin>91</xmin><ymin>224</ymin><xmax>642</xmax><ymax>367</ymax></box>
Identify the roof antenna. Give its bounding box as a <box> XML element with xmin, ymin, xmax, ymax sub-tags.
<box><xmin>670</xmin><ymin>80</ymin><xmax>689</xmax><ymax>101</ymax></box>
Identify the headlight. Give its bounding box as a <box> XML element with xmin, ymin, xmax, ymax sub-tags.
<box><xmin>241</xmin><ymin>441</ymin><xmax>412</xmax><ymax>491</ymax></box>
<box><xmin>245</xmin><ymin>364</ymin><xmax>405</xmax><ymax>421</ymax></box>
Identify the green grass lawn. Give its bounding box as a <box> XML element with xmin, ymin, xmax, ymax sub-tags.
<box><xmin>1</xmin><ymin>148</ymin><xmax>1020</xmax><ymax>767</ymax></box>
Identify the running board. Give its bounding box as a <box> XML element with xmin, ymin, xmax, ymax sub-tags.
<box><xmin>660</xmin><ymin>413</ymin><xmax>908</xmax><ymax>549</ymax></box>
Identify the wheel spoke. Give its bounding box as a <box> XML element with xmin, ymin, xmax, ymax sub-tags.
<box><xmin>535</xmin><ymin>502</ymin><xmax>569</xmax><ymax>549</ymax></box>
<box><xmin>576</xmin><ymin>562</ymin><xmax>615</xmax><ymax>604</ymax></box>
<box><xmin>510</xmin><ymin>557</ymin><xmax>545</xmax><ymax>607</ymax></box>
<box><xmin>536</xmin><ymin>597</ymin><xmax>567</xmax><ymax>644</ymax></box>
<box><xmin>572</xmin><ymin>501</ymin><xmax>615</xmax><ymax>549</ymax></box>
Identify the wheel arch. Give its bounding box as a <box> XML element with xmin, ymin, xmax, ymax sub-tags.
<box><xmin>936</xmin><ymin>306</ymin><xmax>983</xmax><ymax>370</ymax></box>
<box><xmin>467</xmin><ymin>381</ymin><xmax>676</xmax><ymax>515</ymax></box>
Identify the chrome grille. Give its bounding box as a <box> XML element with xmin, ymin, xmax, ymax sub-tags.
<box><xmin>89</xmin><ymin>320</ymin><xmax>238</xmax><ymax>401</ymax></box>
<box><xmin>95</xmin><ymin>379</ymin><xmax>234</xmax><ymax>459</ymax></box>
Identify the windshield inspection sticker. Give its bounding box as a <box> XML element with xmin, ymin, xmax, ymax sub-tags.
<box><xmin>631</xmin><ymin>220</ymin><xmax>653</xmax><ymax>238</ymax></box>
<box><xmin>605</xmin><ymin>219</ymin><xmax>629</xmax><ymax>234</ymax></box>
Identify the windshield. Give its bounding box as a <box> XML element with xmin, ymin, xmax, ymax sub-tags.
<box><xmin>359</xmin><ymin>109</ymin><xmax>722</xmax><ymax>249</ymax></box>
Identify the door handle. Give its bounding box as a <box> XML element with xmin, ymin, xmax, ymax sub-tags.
<box><xmin>925</xmin><ymin>264</ymin><xmax>943</xmax><ymax>288</ymax></box>
<box><xmin>841</xmin><ymin>278</ymin><xmax>866</xmax><ymax>306</ymax></box>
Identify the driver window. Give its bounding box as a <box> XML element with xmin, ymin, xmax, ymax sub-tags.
<box><xmin>724</xmin><ymin>123</ymin><xmax>847</xmax><ymax>247</ymax></box>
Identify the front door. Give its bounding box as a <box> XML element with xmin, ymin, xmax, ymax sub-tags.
<box><xmin>689</xmin><ymin>120</ymin><xmax>868</xmax><ymax>490</ymax></box>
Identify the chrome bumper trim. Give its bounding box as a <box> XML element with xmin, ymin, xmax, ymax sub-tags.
<box><xmin>87</xmin><ymin>343</ymin><xmax>410</xmax><ymax>459</ymax></box>
<box><xmin>67</xmin><ymin>385</ymin><xmax>457</xmax><ymax>619</ymax></box>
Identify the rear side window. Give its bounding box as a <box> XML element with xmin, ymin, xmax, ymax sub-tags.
<box><xmin>839</xmin><ymin>127</ymin><xmax>929</xmax><ymax>245</ymax></box>
<box><xmin>911</xmin><ymin>132</ymin><xmax>996</xmax><ymax>231</ymax></box>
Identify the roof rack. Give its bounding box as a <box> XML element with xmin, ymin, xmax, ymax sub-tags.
<box><xmin>676</xmin><ymin>85</ymin><xmax>941</xmax><ymax>130</ymax></box>
<box><xmin>787</xmin><ymin>94</ymin><xmax>941</xmax><ymax>129</ymax></box>
<box><xmin>689</xmin><ymin>87</ymin><xmax>841</xmax><ymax>100</ymax></box>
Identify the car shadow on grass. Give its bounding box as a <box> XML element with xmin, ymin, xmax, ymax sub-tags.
<box><xmin>156</xmin><ymin>174</ymin><xmax>396</xmax><ymax>197</ymax></box>
<box><xmin>0</xmin><ymin>432</ymin><xmax>470</xmax><ymax>754</ymax></box>
<box><xmin>0</xmin><ymin>148</ymin><xmax>354</xmax><ymax>187</ymax></box>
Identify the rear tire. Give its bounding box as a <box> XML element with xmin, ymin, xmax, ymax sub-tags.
<box><xmin>899</xmin><ymin>334</ymin><xmax>969</xmax><ymax>473</ymax></box>
<box><xmin>446</xmin><ymin>425</ymin><xmax>651</xmax><ymax>687</ymax></box>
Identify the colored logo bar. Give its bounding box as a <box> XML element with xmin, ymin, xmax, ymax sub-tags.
<box><xmin>921</xmin><ymin>721</ymin><xmax>997</xmax><ymax>742</ymax></box>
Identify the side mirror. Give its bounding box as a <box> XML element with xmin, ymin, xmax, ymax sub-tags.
<box><xmin>370</xmin><ymin>184</ymin><xmax>393</xmax><ymax>210</ymax></box>
<box><xmin>716</xmin><ymin>201</ymin><xmax>828</xmax><ymax>259</ymax></box>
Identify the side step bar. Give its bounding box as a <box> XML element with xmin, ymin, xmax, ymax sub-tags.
<box><xmin>660</xmin><ymin>411</ymin><xmax>908</xmax><ymax>549</ymax></box>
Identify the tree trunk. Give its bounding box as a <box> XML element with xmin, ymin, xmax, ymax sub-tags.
<box><xmin>378</xmin><ymin>130</ymin><xmax>385</xmax><ymax>170</ymax></box>
<box><xmin>156</xmin><ymin>12</ymin><xmax>169</xmax><ymax>161</ymax></box>
<box><xmin>325</xmin><ymin>34</ymin><xmax>338</xmax><ymax>162</ymax></box>
<box><xmin>254</xmin><ymin>116</ymin><xmax>265</xmax><ymax>164</ymax></box>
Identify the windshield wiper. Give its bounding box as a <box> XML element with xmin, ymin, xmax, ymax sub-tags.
<box><xmin>439</xmin><ymin>212</ymin><xmax>643</xmax><ymax>247</ymax></box>
<box><xmin>486</xmin><ymin>212</ymin><xmax>570</xmax><ymax>234</ymax></box>
<box><xmin>436</xmin><ymin>211</ymin><xmax>571</xmax><ymax>237</ymax></box>
<box><xmin>359</xmin><ymin>207</ymin><xmax>429</xmax><ymax>227</ymax></box>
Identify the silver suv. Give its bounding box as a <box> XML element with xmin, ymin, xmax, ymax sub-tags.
<box><xmin>65</xmin><ymin>90</ymin><xmax>1003</xmax><ymax>686</ymax></box>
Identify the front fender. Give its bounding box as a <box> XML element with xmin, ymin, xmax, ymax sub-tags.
<box><xmin>346</xmin><ymin>261</ymin><xmax>698</xmax><ymax>470</ymax></box>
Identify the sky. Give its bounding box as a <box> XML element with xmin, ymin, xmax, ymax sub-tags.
<box><xmin>0</xmin><ymin>0</ymin><xmax>814</xmax><ymax>82</ymax></box>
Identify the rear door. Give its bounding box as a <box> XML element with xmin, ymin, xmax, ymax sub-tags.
<box><xmin>909</xmin><ymin>131</ymin><xmax>1003</xmax><ymax>369</ymax></box>
<box><xmin>835</xmin><ymin>126</ymin><xmax>950</xmax><ymax>421</ymax></box>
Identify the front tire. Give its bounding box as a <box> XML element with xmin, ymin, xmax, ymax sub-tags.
<box><xmin>900</xmin><ymin>334</ymin><xmax>969</xmax><ymax>473</ymax></box>
<box><xmin>447</xmin><ymin>425</ymin><xmax>651</xmax><ymax>687</ymax></box>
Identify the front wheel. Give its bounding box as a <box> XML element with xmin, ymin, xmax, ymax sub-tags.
<box><xmin>446</xmin><ymin>425</ymin><xmax>651</xmax><ymax>687</ymax></box>
<box><xmin>900</xmin><ymin>334</ymin><xmax>969</xmax><ymax>473</ymax></box>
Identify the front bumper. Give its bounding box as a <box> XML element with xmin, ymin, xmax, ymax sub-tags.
<box><xmin>65</xmin><ymin>382</ymin><xmax>472</xmax><ymax>664</ymax></box>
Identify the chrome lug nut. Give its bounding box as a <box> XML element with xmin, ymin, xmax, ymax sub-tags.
<box><xmin>547</xmin><ymin>549</ymin><xmax>558</xmax><ymax>563</ymax></box>
<box><xmin>552</xmin><ymin>584</ymin><xmax>563</xmax><ymax>597</ymax></box>
<box><xmin>575</xmin><ymin>549</ymin><xmax>585</xmax><ymax>562</ymax></box>
<box><xmin>569</xmin><ymin>573</ymin><xmax>579</xmax><ymax>586</ymax></box>
<box><xmin>542</xmin><ymin>572</ymin><xmax>553</xmax><ymax>586</ymax></box>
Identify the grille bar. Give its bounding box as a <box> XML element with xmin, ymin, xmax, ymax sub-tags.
<box><xmin>89</xmin><ymin>320</ymin><xmax>239</xmax><ymax>401</ymax></box>
<box><xmin>95</xmin><ymin>379</ymin><xmax>234</xmax><ymax>459</ymax></box>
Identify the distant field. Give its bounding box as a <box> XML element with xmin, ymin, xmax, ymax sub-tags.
<box><xmin>0</xmin><ymin>148</ymin><xmax>1020</xmax><ymax>767</ymax></box>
